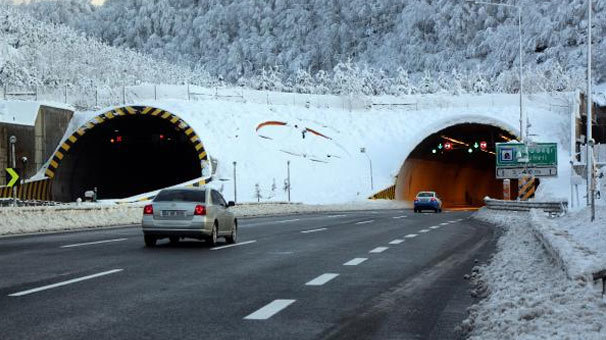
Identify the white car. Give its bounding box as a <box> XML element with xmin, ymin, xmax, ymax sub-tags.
<box><xmin>142</xmin><ymin>187</ymin><xmax>237</xmax><ymax>247</ymax></box>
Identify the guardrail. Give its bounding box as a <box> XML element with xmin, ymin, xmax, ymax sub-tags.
<box><xmin>484</xmin><ymin>198</ymin><xmax>568</xmax><ymax>214</ymax></box>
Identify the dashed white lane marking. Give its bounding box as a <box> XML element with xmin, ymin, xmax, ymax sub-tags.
<box><xmin>405</xmin><ymin>234</ymin><xmax>418</xmax><ymax>238</ymax></box>
<box><xmin>244</xmin><ymin>299</ymin><xmax>296</xmax><ymax>320</ymax></box>
<box><xmin>369</xmin><ymin>211</ymin><xmax>379</xmax><ymax>214</ymax></box>
<box><xmin>440</xmin><ymin>222</ymin><xmax>449</xmax><ymax>226</ymax></box>
<box><xmin>389</xmin><ymin>239</ymin><xmax>404</xmax><ymax>245</ymax></box>
<box><xmin>301</xmin><ymin>228</ymin><xmax>328</xmax><ymax>234</ymax></box>
<box><xmin>369</xmin><ymin>246</ymin><xmax>389</xmax><ymax>253</ymax></box>
<box><xmin>430</xmin><ymin>226</ymin><xmax>441</xmax><ymax>229</ymax></box>
<box><xmin>392</xmin><ymin>216</ymin><xmax>407</xmax><ymax>219</ymax></box>
<box><xmin>448</xmin><ymin>220</ymin><xmax>457</xmax><ymax>223</ymax></box>
<box><xmin>356</xmin><ymin>220</ymin><xmax>375</xmax><ymax>225</ymax></box>
<box><xmin>344</xmin><ymin>258</ymin><xmax>368</xmax><ymax>266</ymax></box>
<box><xmin>419</xmin><ymin>229</ymin><xmax>430</xmax><ymax>233</ymax></box>
<box><xmin>306</xmin><ymin>273</ymin><xmax>339</xmax><ymax>286</ymax></box>
<box><xmin>456</xmin><ymin>219</ymin><xmax>463</xmax><ymax>222</ymax></box>
<box><xmin>9</xmin><ymin>269</ymin><xmax>123</xmax><ymax>297</ymax></box>
<box><xmin>61</xmin><ymin>238</ymin><xmax>127</xmax><ymax>248</ymax></box>
<box><xmin>277</xmin><ymin>219</ymin><xmax>300</xmax><ymax>223</ymax></box>
<box><xmin>327</xmin><ymin>214</ymin><xmax>347</xmax><ymax>218</ymax></box>
<box><xmin>211</xmin><ymin>240</ymin><xmax>257</xmax><ymax>250</ymax></box>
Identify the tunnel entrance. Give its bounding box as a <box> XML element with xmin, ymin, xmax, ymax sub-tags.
<box><xmin>396</xmin><ymin>123</ymin><xmax>517</xmax><ymax>208</ymax></box>
<box><xmin>51</xmin><ymin>110</ymin><xmax>204</xmax><ymax>202</ymax></box>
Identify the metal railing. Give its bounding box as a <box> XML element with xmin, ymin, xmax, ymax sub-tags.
<box><xmin>484</xmin><ymin>197</ymin><xmax>567</xmax><ymax>214</ymax></box>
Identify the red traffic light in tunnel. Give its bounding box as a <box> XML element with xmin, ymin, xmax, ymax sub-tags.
<box><xmin>444</xmin><ymin>142</ymin><xmax>452</xmax><ymax>150</ymax></box>
<box><xmin>480</xmin><ymin>141</ymin><xmax>487</xmax><ymax>150</ymax></box>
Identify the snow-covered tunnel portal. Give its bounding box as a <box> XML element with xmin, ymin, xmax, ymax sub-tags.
<box><xmin>46</xmin><ymin>106</ymin><xmax>209</xmax><ymax>202</ymax></box>
<box><xmin>395</xmin><ymin>123</ymin><xmax>518</xmax><ymax>208</ymax></box>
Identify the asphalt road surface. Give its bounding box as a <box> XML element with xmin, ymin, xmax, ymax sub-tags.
<box><xmin>0</xmin><ymin>209</ymin><xmax>495</xmax><ymax>340</ymax></box>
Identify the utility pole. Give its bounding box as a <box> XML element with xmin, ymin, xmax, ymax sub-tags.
<box><xmin>586</xmin><ymin>0</ymin><xmax>595</xmax><ymax>221</ymax></box>
<box><xmin>233</xmin><ymin>161</ymin><xmax>237</xmax><ymax>203</ymax></box>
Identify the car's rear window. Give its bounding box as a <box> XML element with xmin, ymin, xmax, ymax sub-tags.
<box><xmin>154</xmin><ymin>190</ymin><xmax>205</xmax><ymax>202</ymax></box>
<box><xmin>417</xmin><ymin>192</ymin><xmax>434</xmax><ymax>198</ymax></box>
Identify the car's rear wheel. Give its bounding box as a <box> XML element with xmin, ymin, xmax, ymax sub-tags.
<box><xmin>169</xmin><ymin>236</ymin><xmax>179</xmax><ymax>244</ymax></box>
<box><xmin>226</xmin><ymin>221</ymin><xmax>238</xmax><ymax>244</ymax></box>
<box><xmin>144</xmin><ymin>235</ymin><xmax>157</xmax><ymax>247</ymax></box>
<box><xmin>207</xmin><ymin>222</ymin><xmax>218</xmax><ymax>247</ymax></box>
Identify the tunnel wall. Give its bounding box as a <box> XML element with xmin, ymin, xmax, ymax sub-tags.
<box><xmin>395</xmin><ymin>158</ymin><xmax>503</xmax><ymax>207</ymax></box>
<box><xmin>46</xmin><ymin>106</ymin><xmax>211</xmax><ymax>201</ymax></box>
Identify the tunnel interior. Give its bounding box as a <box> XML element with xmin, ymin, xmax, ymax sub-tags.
<box><xmin>396</xmin><ymin>123</ymin><xmax>517</xmax><ymax>208</ymax></box>
<box><xmin>53</xmin><ymin>115</ymin><xmax>202</xmax><ymax>201</ymax></box>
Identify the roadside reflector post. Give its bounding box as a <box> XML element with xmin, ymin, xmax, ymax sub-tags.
<box><xmin>233</xmin><ymin>161</ymin><xmax>237</xmax><ymax>203</ymax></box>
<box><xmin>503</xmin><ymin>179</ymin><xmax>511</xmax><ymax>200</ymax></box>
<box><xmin>9</xmin><ymin>135</ymin><xmax>17</xmax><ymax>207</ymax></box>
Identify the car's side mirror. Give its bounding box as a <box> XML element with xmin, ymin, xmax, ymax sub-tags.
<box><xmin>227</xmin><ymin>201</ymin><xmax>235</xmax><ymax>207</ymax></box>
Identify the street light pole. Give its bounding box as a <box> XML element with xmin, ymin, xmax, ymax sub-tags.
<box><xmin>233</xmin><ymin>161</ymin><xmax>237</xmax><ymax>203</ymax></box>
<box><xmin>360</xmin><ymin>148</ymin><xmax>374</xmax><ymax>191</ymax></box>
<box><xmin>468</xmin><ymin>1</ymin><xmax>524</xmax><ymax>142</ymax></box>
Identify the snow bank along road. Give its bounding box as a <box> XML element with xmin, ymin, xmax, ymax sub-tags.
<box><xmin>0</xmin><ymin>209</ymin><xmax>495</xmax><ymax>339</ymax></box>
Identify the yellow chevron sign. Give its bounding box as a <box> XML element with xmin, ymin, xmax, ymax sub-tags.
<box><xmin>6</xmin><ymin>168</ymin><xmax>19</xmax><ymax>187</ymax></box>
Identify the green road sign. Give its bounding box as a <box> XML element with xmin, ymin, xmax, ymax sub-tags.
<box><xmin>5</xmin><ymin>168</ymin><xmax>20</xmax><ymax>187</ymax></box>
<box><xmin>496</xmin><ymin>143</ymin><xmax>557</xmax><ymax>167</ymax></box>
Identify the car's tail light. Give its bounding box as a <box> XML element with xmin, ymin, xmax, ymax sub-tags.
<box><xmin>143</xmin><ymin>205</ymin><xmax>154</xmax><ymax>215</ymax></box>
<box><xmin>194</xmin><ymin>205</ymin><xmax>206</xmax><ymax>216</ymax></box>
<box><xmin>430</xmin><ymin>198</ymin><xmax>437</xmax><ymax>202</ymax></box>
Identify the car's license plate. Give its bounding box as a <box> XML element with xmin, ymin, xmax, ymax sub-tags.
<box><xmin>162</xmin><ymin>210</ymin><xmax>185</xmax><ymax>217</ymax></box>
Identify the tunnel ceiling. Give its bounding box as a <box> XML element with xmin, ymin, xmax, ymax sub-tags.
<box><xmin>48</xmin><ymin>106</ymin><xmax>208</xmax><ymax>202</ymax></box>
<box><xmin>398</xmin><ymin>123</ymin><xmax>517</xmax><ymax>208</ymax></box>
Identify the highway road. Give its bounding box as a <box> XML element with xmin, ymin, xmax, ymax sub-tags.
<box><xmin>0</xmin><ymin>209</ymin><xmax>495</xmax><ymax>339</ymax></box>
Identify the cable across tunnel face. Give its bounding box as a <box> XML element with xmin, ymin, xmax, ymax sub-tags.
<box><xmin>47</xmin><ymin>106</ymin><xmax>209</xmax><ymax>202</ymax></box>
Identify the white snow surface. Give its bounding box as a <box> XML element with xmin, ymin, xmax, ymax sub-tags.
<box><xmin>0</xmin><ymin>200</ymin><xmax>407</xmax><ymax>236</ymax></box>
<box><xmin>46</xmin><ymin>91</ymin><xmax>575</xmax><ymax>205</ymax></box>
<box><xmin>467</xmin><ymin>209</ymin><xmax>606</xmax><ymax>339</ymax></box>
<box><xmin>530</xmin><ymin>206</ymin><xmax>606</xmax><ymax>279</ymax></box>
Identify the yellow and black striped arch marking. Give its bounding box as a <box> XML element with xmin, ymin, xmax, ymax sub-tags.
<box><xmin>370</xmin><ymin>185</ymin><xmax>396</xmax><ymax>200</ymax></box>
<box><xmin>45</xmin><ymin>106</ymin><xmax>209</xmax><ymax>179</ymax></box>
<box><xmin>0</xmin><ymin>178</ymin><xmax>53</xmax><ymax>201</ymax></box>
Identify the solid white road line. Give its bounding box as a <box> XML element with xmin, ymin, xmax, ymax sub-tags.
<box><xmin>429</xmin><ymin>226</ymin><xmax>441</xmax><ymax>229</ymax></box>
<box><xmin>448</xmin><ymin>220</ymin><xmax>457</xmax><ymax>223</ymax></box>
<box><xmin>9</xmin><ymin>269</ymin><xmax>123</xmax><ymax>297</ymax></box>
<box><xmin>277</xmin><ymin>219</ymin><xmax>300</xmax><ymax>223</ymax></box>
<box><xmin>369</xmin><ymin>246</ymin><xmax>389</xmax><ymax>253</ymax></box>
<box><xmin>356</xmin><ymin>220</ymin><xmax>375</xmax><ymax>225</ymax></box>
<box><xmin>306</xmin><ymin>273</ymin><xmax>339</xmax><ymax>286</ymax></box>
<box><xmin>405</xmin><ymin>234</ymin><xmax>418</xmax><ymax>238</ymax></box>
<box><xmin>389</xmin><ymin>239</ymin><xmax>404</xmax><ymax>245</ymax></box>
<box><xmin>419</xmin><ymin>229</ymin><xmax>430</xmax><ymax>233</ymax></box>
<box><xmin>392</xmin><ymin>215</ymin><xmax>407</xmax><ymax>219</ymax></box>
<box><xmin>440</xmin><ymin>222</ymin><xmax>449</xmax><ymax>226</ymax></box>
<box><xmin>61</xmin><ymin>238</ymin><xmax>127</xmax><ymax>248</ymax></box>
<box><xmin>327</xmin><ymin>214</ymin><xmax>347</xmax><ymax>218</ymax></box>
<box><xmin>211</xmin><ymin>240</ymin><xmax>257</xmax><ymax>250</ymax></box>
<box><xmin>301</xmin><ymin>228</ymin><xmax>328</xmax><ymax>234</ymax></box>
<box><xmin>344</xmin><ymin>258</ymin><xmax>368</xmax><ymax>266</ymax></box>
<box><xmin>244</xmin><ymin>299</ymin><xmax>296</xmax><ymax>320</ymax></box>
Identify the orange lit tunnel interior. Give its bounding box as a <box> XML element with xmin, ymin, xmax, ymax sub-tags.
<box><xmin>396</xmin><ymin>123</ymin><xmax>517</xmax><ymax>208</ymax></box>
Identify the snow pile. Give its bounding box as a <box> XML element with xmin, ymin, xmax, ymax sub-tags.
<box><xmin>0</xmin><ymin>200</ymin><xmax>407</xmax><ymax>236</ymax></box>
<box><xmin>0</xmin><ymin>205</ymin><xmax>143</xmax><ymax>235</ymax></box>
<box><xmin>530</xmin><ymin>207</ymin><xmax>606</xmax><ymax>279</ymax></box>
<box><xmin>463</xmin><ymin>217</ymin><xmax>606</xmax><ymax>339</ymax></box>
<box><xmin>473</xmin><ymin>207</ymin><xmax>530</xmax><ymax>230</ymax></box>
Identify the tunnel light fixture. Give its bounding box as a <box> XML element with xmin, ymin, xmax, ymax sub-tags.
<box><xmin>441</xmin><ymin>135</ymin><xmax>467</xmax><ymax>146</ymax></box>
<box><xmin>499</xmin><ymin>134</ymin><xmax>515</xmax><ymax>142</ymax></box>
<box><xmin>110</xmin><ymin>138</ymin><xmax>115</xmax><ymax>143</ymax></box>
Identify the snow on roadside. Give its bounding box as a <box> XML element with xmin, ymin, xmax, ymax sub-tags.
<box><xmin>0</xmin><ymin>200</ymin><xmax>408</xmax><ymax>236</ymax></box>
<box><xmin>465</xmin><ymin>209</ymin><xmax>606</xmax><ymax>339</ymax></box>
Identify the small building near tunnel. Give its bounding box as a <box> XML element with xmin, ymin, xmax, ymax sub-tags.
<box><xmin>0</xmin><ymin>101</ymin><xmax>74</xmax><ymax>186</ymax></box>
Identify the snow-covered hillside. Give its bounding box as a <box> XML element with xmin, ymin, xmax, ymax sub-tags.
<box><xmin>18</xmin><ymin>0</ymin><xmax>606</xmax><ymax>91</ymax></box>
<box><xmin>55</xmin><ymin>91</ymin><xmax>576</xmax><ymax>205</ymax></box>
<box><xmin>0</xmin><ymin>4</ymin><xmax>215</xmax><ymax>90</ymax></box>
